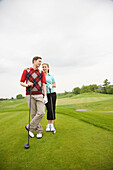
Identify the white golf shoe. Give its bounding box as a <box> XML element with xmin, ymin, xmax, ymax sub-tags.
<box><xmin>51</xmin><ymin>124</ymin><xmax>55</xmax><ymax>132</ymax></box>
<box><xmin>25</xmin><ymin>126</ymin><xmax>34</xmax><ymax>138</ymax></box>
<box><xmin>36</xmin><ymin>133</ymin><xmax>42</xmax><ymax>139</ymax></box>
<box><xmin>46</xmin><ymin>124</ymin><xmax>51</xmax><ymax>131</ymax></box>
<box><xmin>29</xmin><ymin>131</ymin><xmax>34</xmax><ymax>138</ymax></box>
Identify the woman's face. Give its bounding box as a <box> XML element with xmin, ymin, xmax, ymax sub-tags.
<box><xmin>42</xmin><ymin>64</ymin><xmax>49</xmax><ymax>73</ymax></box>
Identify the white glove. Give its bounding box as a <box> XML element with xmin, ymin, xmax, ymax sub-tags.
<box><xmin>44</xmin><ymin>95</ymin><xmax>48</xmax><ymax>104</ymax></box>
<box><xmin>48</xmin><ymin>84</ymin><xmax>52</xmax><ymax>89</ymax></box>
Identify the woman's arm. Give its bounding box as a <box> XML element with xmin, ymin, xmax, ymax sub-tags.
<box><xmin>42</xmin><ymin>83</ymin><xmax>47</xmax><ymax>96</ymax></box>
<box><xmin>42</xmin><ymin>83</ymin><xmax>48</xmax><ymax>104</ymax></box>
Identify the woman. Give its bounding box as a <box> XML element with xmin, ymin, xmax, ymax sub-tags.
<box><xmin>42</xmin><ymin>63</ymin><xmax>56</xmax><ymax>132</ymax></box>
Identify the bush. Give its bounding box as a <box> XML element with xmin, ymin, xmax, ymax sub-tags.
<box><xmin>16</xmin><ymin>94</ymin><xmax>24</xmax><ymax>99</ymax></box>
<box><xmin>72</xmin><ymin>87</ymin><xmax>81</xmax><ymax>95</ymax></box>
<box><xmin>106</xmin><ymin>85</ymin><xmax>113</xmax><ymax>94</ymax></box>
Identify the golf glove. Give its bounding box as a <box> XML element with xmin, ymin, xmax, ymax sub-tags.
<box><xmin>44</xmin><ymin>95</ymin><xmax>48</xmax><ymax>104</ymax></box>
<box><xmin>49</xmin><ymin>84</ymin><xmax>52</xmax><ymax>89</ymax></box>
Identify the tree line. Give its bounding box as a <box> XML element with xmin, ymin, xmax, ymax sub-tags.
<box><xmin>0</xmin><ymin>79</ymin><xmax>112</xmax><ymax>101</ymax></box>
<box><xmin>72</xmin><ymin>79</ymin><xmax>113</xmax><ymax>95</ymax></box>
<box><xmin>16</xmin><ymin>79</ymin><xmax>113</xmax><ymax>99</ymax></box>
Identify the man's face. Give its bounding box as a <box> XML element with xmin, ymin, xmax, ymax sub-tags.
<box><xmin>34</xmin><ymin>59</ymin><xmax>42</xmax><ymax>67</ymax></box>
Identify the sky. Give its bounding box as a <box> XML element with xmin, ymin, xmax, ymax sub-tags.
<box><xmin>0</xmin><ymin>0</ymin><xmax>113</xmax><ymax>98</ymax></box>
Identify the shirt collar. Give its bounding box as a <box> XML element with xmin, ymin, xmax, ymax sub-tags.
<box><xmin>30</xmin><ymin>67</ymin><xmax>39</xmax><ymax>71</ymax></box>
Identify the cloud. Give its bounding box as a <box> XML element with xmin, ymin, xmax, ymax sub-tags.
<box><xmin>0</xmin><ymin>0</ymin><xmax>113</xmax><ymax>97</ymax></box>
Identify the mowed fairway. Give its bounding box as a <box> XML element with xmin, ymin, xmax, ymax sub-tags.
<box><xmin>0</xmin><ymin>93</ymin><xmax>113</xmax><ymax>170</ymax></box>
<box><xmin>56</xmin><ymin>93</ymin><xmax>113</xmax><ymax>105</ymax></box>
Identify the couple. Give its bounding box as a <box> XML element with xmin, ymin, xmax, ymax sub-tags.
<box><xmin>20</xmin><ymin>56</ymin><xmax>56</xmax><ymax>139</ymax></box>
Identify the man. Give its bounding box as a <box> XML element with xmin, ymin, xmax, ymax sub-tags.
<box><xmin>20</xmin><ymin>56</ymin><xmax>48</xmax><ymax>139</ymax></box>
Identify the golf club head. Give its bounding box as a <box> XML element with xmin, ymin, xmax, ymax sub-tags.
<box><xmin>24</xmin><ymin>143</ymin><xmax>30</xmax><ymax>149</ymax></box>
<box><xmin>53</xmin><ymin>130</ymin><xmax>56</xmax><ymax>134</ymax></box>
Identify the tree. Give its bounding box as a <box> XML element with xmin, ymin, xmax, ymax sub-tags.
<box><xmin>72</xmin><ymin>87</ymin><xmax>81</xmax><ymax>95</ymax></box>
<box><xmin>95</xmin><ymin>85</ymin><xmax>103</xmax><ymax>93</ymax></box>
<box><xmin>103</xmin><ymin>79</ymin><xmax>110</xmax><ymax>87</ymax></box>
<box><xmin>89</xmin><ymin>84</ymin><xmax>98</xmax><ymax>92</ymax></box>
<box><xmin>16</xmin><ymin>94</ymin><xmax>24</xmax><ymax>99</ymax></box>
<box><xmin>80</xmin><ymin>85</ymin><xmax>91</xmax><ymax>93</ymax></box>
<box><xmin>64</xmin><ymin>91</ymin><xmax>68</xmax><ymax>95</ymax></box>
<box><xmin>103</xmin><ymin>79</ymin><xmax>110</xmax><ymax>94</ymax></box>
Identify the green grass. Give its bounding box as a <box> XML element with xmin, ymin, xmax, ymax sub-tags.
<box><xmin>0</xmin><ymin>93</ymin><xmax>113</xmax><ymax>170</ymax></box>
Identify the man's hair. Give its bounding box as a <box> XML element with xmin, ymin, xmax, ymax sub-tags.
<box><xmin>32</xmin><ymin>56</ymin><xmax>42</xmax><ymax>63</ymax></box>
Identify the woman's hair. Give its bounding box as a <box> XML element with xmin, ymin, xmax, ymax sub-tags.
<box><xmin>32</xmin><ymin>56</ymin><xmax>42</xmax><ymax>63</ymax></box>
<box><xmin>42</xmin><ymin>63</ymin><xmax>49</xmax><ymax>73</ymax></box>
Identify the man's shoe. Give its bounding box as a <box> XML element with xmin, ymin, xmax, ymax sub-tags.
<box><xmin>46</xmin><ymin>124</ymin><xmax>51</xmax><ymax>131</ymax></box>
<box><xmin>36</xmin><ymin>133</ymin><xmax>42</xmax><ymax>139</ymax></box>
<box><xmin>25</xmin><ymin>126</ymin><xmax>34</xmax><ymax>138</ymax></box>
<box><xmin>25</xmin><ymin>125</ymin><xmax>29</xmax><ymax>131</ymax></box>
<box><xmin>29</xmin><ymin>131</ymin><xmax>34</xmax><ymax>138</ymax></box>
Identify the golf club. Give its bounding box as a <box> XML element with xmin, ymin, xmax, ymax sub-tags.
<box><xmin>24</xmin><ymin>86</ymin><xmax>32</xmax><ymax>149</ymax></box>
<box><xmin>49</xmin><ymin>88</ymin><xmax>56</xmax><ymax>134</ymax></box>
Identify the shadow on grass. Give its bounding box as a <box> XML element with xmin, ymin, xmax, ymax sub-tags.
<box><xmin>56</xmin><ymin>110</ymin><xmax>113</xmax><ymax>133</ymax></box>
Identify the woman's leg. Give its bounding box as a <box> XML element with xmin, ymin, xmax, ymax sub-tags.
<box><xmin>46</xmin><ymin>93</ymin><xmax>56</xmax><ymax>131</ymax></box>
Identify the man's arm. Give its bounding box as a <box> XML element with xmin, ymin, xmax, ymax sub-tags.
<box><xmin>20</xmin><ymin>69</ymin><xmax>33</xmax><ymax>88</ymax></box>
<box><xmin>20</xmin><ymin>81</ymin><xmax>33</xmax><ymax>87</ymax></box>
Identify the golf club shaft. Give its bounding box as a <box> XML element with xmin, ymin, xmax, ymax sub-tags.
<box><xmin>28</xmin><ymin>86</ymin><xmax>32</xmax><ymax>145</ymax></box>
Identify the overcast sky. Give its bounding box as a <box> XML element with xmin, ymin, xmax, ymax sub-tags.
<box><xmin>0</xmin><ymin>0</ymin><xmax>113</xmax><ymax>98</ymax></box>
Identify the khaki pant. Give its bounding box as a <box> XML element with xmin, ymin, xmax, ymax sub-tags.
<box><xmin>26</xmin><ymin>94</ymin><xmax>45</xmax><ymax>134</ymax></box>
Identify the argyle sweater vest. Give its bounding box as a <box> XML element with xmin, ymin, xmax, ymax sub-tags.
<box><xmin>26</xmin><ymin>68</ymin><xmax>43</xmax><ymax>95</ymax></box>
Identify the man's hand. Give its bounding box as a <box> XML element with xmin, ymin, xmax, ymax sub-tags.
<box><xmin>27</xmin><ymin>82</ymin><xmax>33</xmax><ymax>87</ymax></box>
<box><xmin>44</xmin><ymin>95</ymin><xmax>48</xmax><ymax>104</ymax></box>
<box><xmin>20</xmin><ymin>81</ymin><xmax>33</xmax><ymax>88</ymax></box>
